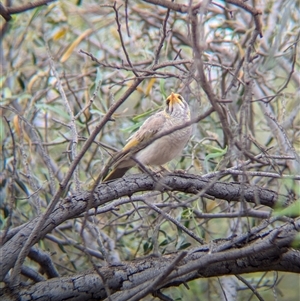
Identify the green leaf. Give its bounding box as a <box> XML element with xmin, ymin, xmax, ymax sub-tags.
<box><xmin>143</xmin><ymin>239</ymin><xmax>153</xmax><ymax>253</ymax></box>
<box><xmin>15</xmin><ymin>179</ymin><xmax>29</xmax><ymax>196</ymax></box>
<box><xmin>89</xmin><ymin>109</ymin><xmax>106</xmax><ymax>117</ymax></box>
<box><xmin>204</xmin><ymin>145</ymin><xmax>227</xmax><ymax>172</ymax></box>
<box><xmin>178</xmin><ymin>242</ymin><xmax>191</xmax><ymax>250</ymax></box>
<box><xmin>35</xmin><ymin>103</ymin><xmax>70</xmax><ymax>119</ymax></box>
<box><xmin>159</xmin><ymin>79</ymin><xmax>167</xmax><ymax>99</ymax></box>
<box><xmin>132</xmin><ymin>109</ymin><xmax>156</xmax><ymax>122</ymax></box>
<box><xmin>273</xmin><ymin>199</ymin><xmax>300</xmax><ymax>218</ymax></box>
<box><xmin>159</xmin><ymin>239</ymin><xmax>169</xmax><ymax>246</ymax></box>
<box><xmin>291</xmin><ymin>233</ymin><xmax>300</xmax><ymax>249</ymax></box>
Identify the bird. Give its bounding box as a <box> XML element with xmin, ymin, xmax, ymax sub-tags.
<box><xmin>102</xmin><ymin>92</ymin><xmax>192</xmax><ymax>182</ymax></box>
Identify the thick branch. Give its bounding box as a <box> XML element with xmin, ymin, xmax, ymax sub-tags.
<box><xmin>2</xmin><ymin>220</ymin><xmax>299</xmax><ymax>300</ymax></box>
<box><xmin>0</xmin><ymin>173</ymin><xmax>283</xmax><ymax>281</ymax></box>
<box><xmin>0</xmin><ymin>0</ymin><xmax>56</xmax><ymax>21</ymax></box>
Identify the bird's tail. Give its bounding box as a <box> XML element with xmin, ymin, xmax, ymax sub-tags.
<box><xmin>102</xmin><ymin>166</ymin><xmax>132</xmax><ymax>182</ymax></box>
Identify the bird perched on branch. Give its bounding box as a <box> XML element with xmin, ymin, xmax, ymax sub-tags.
<box><xmin>102</xmin><ymin>92</ymin><xmax>192</xmax><ymax>182</ymax></box>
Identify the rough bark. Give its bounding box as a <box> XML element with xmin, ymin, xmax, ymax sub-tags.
<box><xmin>0</xmin><ymin>173</ymin><xmax>282</xmax><ymax>282</ymax></box>
<box><xmin>1</xmin><ymin>219</ymin><xmax>299</xmax><ymax>300</ymax></box>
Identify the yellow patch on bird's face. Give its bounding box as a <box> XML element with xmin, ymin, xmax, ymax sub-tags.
<box><xmin>166</xmin><ymin>92</ymin><xmax>181</xmax><ymax>106</ymax></box>
<box><xmin>165</xmin><ymin>93</ymin><xmax>187</xmax><ymax>116</ymax></box>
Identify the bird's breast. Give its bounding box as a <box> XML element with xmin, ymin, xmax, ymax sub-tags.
<box><xmin>135</xmin><ymin>124</ymin><xmax>192</xmax><ymax>166</ymax></box>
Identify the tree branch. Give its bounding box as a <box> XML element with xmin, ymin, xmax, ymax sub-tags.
<box><xmin>0</xmin><ymin>173</ymin><xmax>285</xmax><ymax>282</ymax></box>
<box><xmin>2</xmin><ymin>220</ymin><xmax>299</xmax><ymax>300</ymax></box>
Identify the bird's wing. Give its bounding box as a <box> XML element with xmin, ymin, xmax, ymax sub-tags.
<box><xmin>122</xmin><ymin>111</ymin><xmax>167</xmax><ymax>152</ymax></box>
<box><xmin>102</xmin><ymin>111</ymin><xmax>167</xmax><ymax>181</ymax></box>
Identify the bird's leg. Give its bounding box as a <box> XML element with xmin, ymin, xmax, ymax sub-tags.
<box><xmin>149</xmin><ymin>165</ymin><xmax>171</xmax><ymax>177</ymax></box>
<box><xmin>159</xmin><ymin>165</ymin><xmax>171</xmax><ymax>173</ymax></box>
<box><xmin>134</xmin><ymin>158</ymin><xmax>156</xmax><ymax>177</ymax></box>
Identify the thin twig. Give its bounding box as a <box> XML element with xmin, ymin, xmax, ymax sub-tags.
<box><xmin>112</xmin><ymin>2</ymin><xmax>139</xmax><ymax>77</ymax></box>
<box><xmin>128</xmin><ymin>251</ymin><xmax>187</xmax><ymax>301</ymax></box>
<box><xmin>153</xmin><ymin>4</ymin><xmax>171</xmax><ymax>65</ymax></box>
<box><xmin>235</xmin><ymin>275</ymin><xmax>265</xmax><ymax>301</ymax></box>
<box><xmin>143</xmin><ymin>199</ymin><xmax>204</xmax><ymax>244</ymax></box>
<box><xmin>47</xmin><ymin>46</ymin><xmax>80</xmax><ymax>191</ymax></box>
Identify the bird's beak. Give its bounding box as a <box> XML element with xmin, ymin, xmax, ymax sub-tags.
<box><xmin>168</xmin><ymin>92</ymin><xmax>181</xmax><ymax>104</ymax></box>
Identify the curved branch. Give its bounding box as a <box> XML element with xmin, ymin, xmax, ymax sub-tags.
<box><xmin>2</xmin><ymin>220</ymin><xmax>299</xmax><ymax>300</ymax></box>
<box><xmin>0</xmin><ymin>0</ymin><xmax>56</xmax><ymax>22</ymax></box>
<box><xmin>0</xmin><ymin>173</ymin><xmax>283</xmax><ymax>281</ymax></box>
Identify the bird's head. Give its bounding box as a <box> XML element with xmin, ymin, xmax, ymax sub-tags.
<box><xmin>165</xmin><ymin>92</ymin><xmax>190</xmax><ymax>118</ymax></box>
